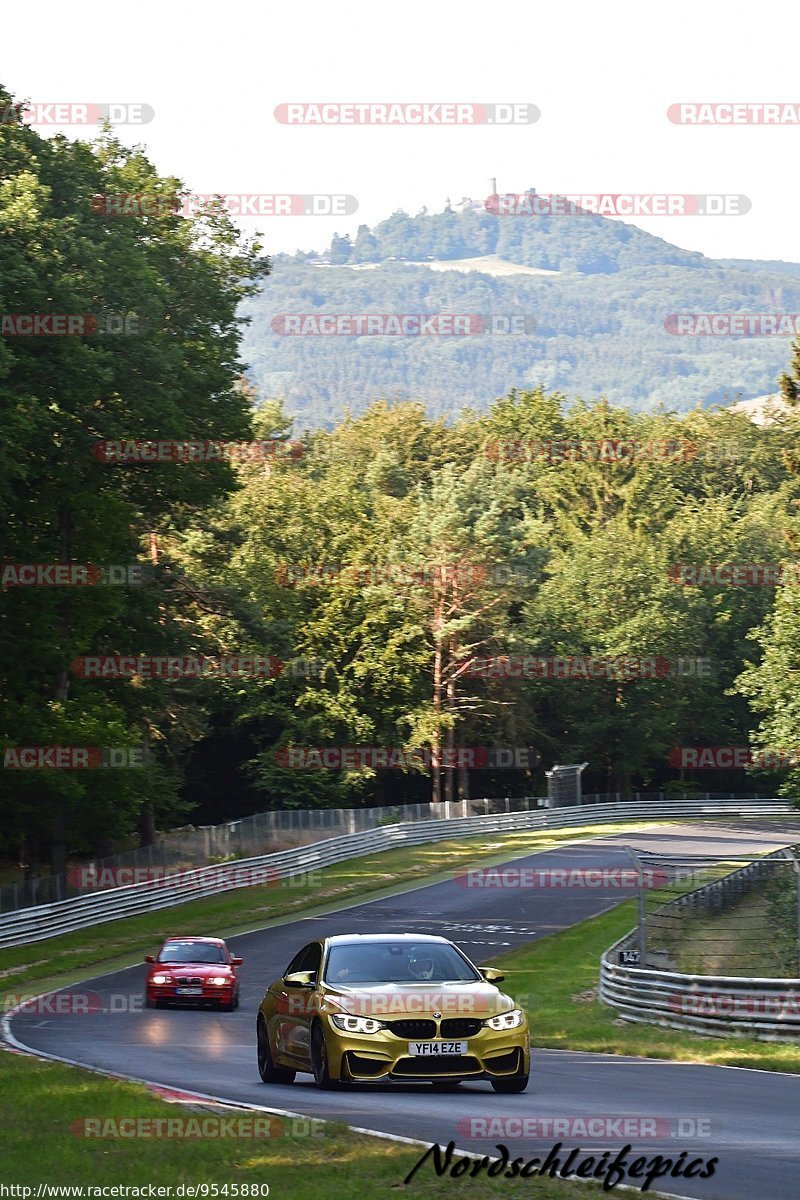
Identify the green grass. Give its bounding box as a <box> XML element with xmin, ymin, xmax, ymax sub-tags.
<box><xmin>0</xmin><ymin>1050</ymin><xmax>612</xmax><ymax>1197</ymax></box>
<box><xmin>0</xmin><ymin>820</ymin><xmax>663</xmax><ymax>999</ymax></box>
<box><xmin>489</xmin><ymin>902</ymin><xmax>800</xmax><ymax>1071</ymax></box>
<box><xmin>3</xmin><ymin>813</ymin><xmax>798</xmax><ymax>1193</ymax></box>
<box><xmin>667</xmin><ymin>890</ymin><xmax>789</xmax><ymax>976</ymax></box>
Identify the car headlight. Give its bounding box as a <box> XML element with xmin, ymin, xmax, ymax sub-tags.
<box><xmin>330</xmin><ymin>1014</ymin><xmax>384</xmax><ymax>1034</ymax></box>
<box><xmin>484</xmin><ymin>1008</ymin><xmax>525</xmax><ymax>1031</ymax></box>
<box><xmin>209</xmin><ymin>977</ymin><xmax>230</xmax><ymax>986</ymax></box>
<box><xmin>151</xmin><ymin>974</ymin><xmax>170</xmax><ymax>985</ymax></box>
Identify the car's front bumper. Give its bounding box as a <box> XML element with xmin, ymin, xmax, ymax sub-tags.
<box><xmin>147</xmin><ymin>984</ymin><xmax>235</xmax><ymax>1006</ymax></box>
<box><xmin>324</xmin><ymin>1019</ymin><xmax>530</xmax><ymax>1081</ymax></box>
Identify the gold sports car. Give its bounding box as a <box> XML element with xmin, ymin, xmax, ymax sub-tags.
<box><xmin>256</xmin><ymin>933</ymin><xmax>530</xmax><ymax>1091</ymax></box>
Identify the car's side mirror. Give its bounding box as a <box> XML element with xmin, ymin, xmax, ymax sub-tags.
<box><xmin>144</xmin><ymin>955</ymin><xmax>155</xmax><ymax>964</ymax></box>
<box><xmin>283</xmin><ymin>971</ymin><xmax>315</xmax><ymax>989</ymax></box>
<box><xmin>479</xmin><ymin>966</ymin><xmax>505</xmax><ymax>983</ymax></box>
<box><xmin>231</xmin><ymin>957</ymin><xmax>244</xmax><ymax>967</ymax></box>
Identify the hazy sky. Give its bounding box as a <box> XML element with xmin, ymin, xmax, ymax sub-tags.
<box><xmin>4</xmin><ymin>0</ymin><xmax>799</xmax><ymax>262</ymax></box>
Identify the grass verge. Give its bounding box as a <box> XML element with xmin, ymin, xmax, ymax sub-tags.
<box><xmin>0</xmin><ymin>820</ymin><xmax>664</xmax><ymax>998</ymax></box>
<box><xmin>490</xmin><ymin>901</ymin><xmax>800</xmax><ymax>1072</ymax></box>
<box><xmin>0</xmin><ymin>1049</ymin><xmax>611</xmax><ymax>1197</ymax></box>
<box><xmin>3</xmin><ymin>814</ymin><xmax>798</xmax><ymax>1194</ymax></box>
<box><xmin>669</xmin><ymin>890</ymin><xmax>785</xmax><ymax>976</ymax></box>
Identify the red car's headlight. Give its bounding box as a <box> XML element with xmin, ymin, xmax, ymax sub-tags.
<box><xmin>151</xmin><ymin>974</ymin><xmax>170</xmax><ymax>985</ymax></box>
<box><xmin>208</xmin><ymin>976</ymin><xmax>231</xmax><ymax>986</ymax></box>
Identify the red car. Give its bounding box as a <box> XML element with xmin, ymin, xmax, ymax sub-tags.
<box><xmin>144</xmin><ymin>936</ymin><xmax>243</xmax><ymax>1011</ymax></box>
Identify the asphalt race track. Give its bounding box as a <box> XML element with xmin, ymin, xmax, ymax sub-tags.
<box><xmin>8</xmin><ymin>822</ymin><xmax>800</xmax><ymax>1200</ymax></box>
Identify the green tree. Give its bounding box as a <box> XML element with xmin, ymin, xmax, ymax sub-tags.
<box><xmin>0</xmin><ymin>84</ymin><xmax>268</xmax><ymax>871</ymax></box>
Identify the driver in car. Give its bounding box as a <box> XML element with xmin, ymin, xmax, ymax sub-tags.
<box><xmin>407</xmin><ymin>951</ymin><xmax>436</xmax><ymax>980</ymax></box>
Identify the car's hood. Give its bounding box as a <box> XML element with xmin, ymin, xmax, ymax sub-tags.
<box><xmin>321</xmin><ymin>981</ymin><xmax>517</xmax><ymax>1018</ymax></box>
<box><xmin>152</xmin><ymin>963</ymin><xmax>232</xmax><ymax>976</ymax></box>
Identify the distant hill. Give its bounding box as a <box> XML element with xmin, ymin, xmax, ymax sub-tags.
<box><xmin>728</xmin><ymin>392</ymin><xmax>793</xmax><ymax>424</ymax></box>
<box><xmin>239</xmin><ymin>202</ymin><xmax>800</xmax><ymax>429</ymax></box>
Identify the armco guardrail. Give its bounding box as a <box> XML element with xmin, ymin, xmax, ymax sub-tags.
<box><xmin>599</xmin><ymin>845</ymin><xmax>800</xmax><ymax>1041</ymax></box>
<box><xmin>4</xmin><ymin>790</ymin><xmax>769</xmax><ymax>913</ymax></box>
<box><xmin>0</xmin><ymin>798</ymin><xmax>794</xmax><ymax>949</ymax></box>
<box><xmin>600</xmin><ymin>957</ymin><xmax>800</xmax><ymax>1041</ymax></box>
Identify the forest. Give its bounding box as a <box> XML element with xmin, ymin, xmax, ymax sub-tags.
<box><xmin>240</xmin><ymin>206</ymin><xmax>800</xmax><ymax>425</ymax></box>
<box><xmin>3</xmin><ymin>84</ymin><xmax>800</xmax><ymax>877</ymax></box>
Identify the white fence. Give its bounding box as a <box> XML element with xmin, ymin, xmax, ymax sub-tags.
<box><xmin>0</xmin><ymin>798</ymin><xmax>793</xmax><ymax>950</ymax></box>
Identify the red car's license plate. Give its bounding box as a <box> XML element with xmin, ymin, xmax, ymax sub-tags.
<box><xmin>175</xmin><ymin>987</ymin><xmax>203</xmax><ymax>995</ymax></box>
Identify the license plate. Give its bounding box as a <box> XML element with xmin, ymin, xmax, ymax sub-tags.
<box><xmin>175</xmin><ymin>987</ymin><xmax>203</xmax><ymax>995</ymax></box>
<box><xmin>408</xmin><ymin>1041</ymin><xmax>467</xmax><ymax>1056</ymax></box>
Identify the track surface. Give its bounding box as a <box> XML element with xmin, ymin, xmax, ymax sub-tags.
<box><xmin>9</xmin><ymin>822</ymin><xmax>800</xmax><ymax>1200</ymax></box>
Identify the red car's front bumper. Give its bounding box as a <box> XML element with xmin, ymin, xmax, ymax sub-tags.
<box><xmin>146</xmin><ymin>979</ymin><xmax>237</xmax><ymax>1007</ymax></box>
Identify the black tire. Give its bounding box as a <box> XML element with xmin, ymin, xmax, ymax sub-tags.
<box><xmin>491</xmin><ymin>1074</ymin><xmax>529</xmax><ymax>1094</ymax></box>
<box><xmin>144</xmin><ymin>996</ymin><xmax>155</xmax><ymax>1010</ymax></box>
<box><xmin>257</xmin><ymin>1018</ymin><xmax>296</xmax><ymax>1084</ymax></box>
<box><xmin>310</xmin><ymin>1022</ymin><xmax>339</xmax><ymax>1089</ymax></box>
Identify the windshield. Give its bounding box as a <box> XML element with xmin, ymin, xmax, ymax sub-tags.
<box><xmin>324</xmin><ymin>942</ymin><xmax>480</xmax><ymax>985</ymax></box>
<box><xmin>158</xmin><ymin>942</ymin><xmax>226</xmax><ymax>964</ymax></box>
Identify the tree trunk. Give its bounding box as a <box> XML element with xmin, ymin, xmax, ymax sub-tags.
<box><xmin>137</xmin><ymin>726</ymin><xmax>156</xmax><ymax>845</ymax></box>
<box><xmin>51</xmin><ymin>504</ymin><xmax>72</xmax><ymax>877</ymax></box>
<box><xmin>444</xmin><ymin>649</ymin><xmax>456</xmax><ymax>805</ymax></box>
<box><xmin>431</xmin><ymin>585</ymin><xmax>444</xmax><ymax>805</ymax></box>
<box><xmin>138</xmin><ymin>803</ymin><xmax>156</xmax><ymax>848</ymax></box>
<box><xmin>457</xmin><ymin>758</ymin><xmax>470</xmax><ymax>806</ymax></box>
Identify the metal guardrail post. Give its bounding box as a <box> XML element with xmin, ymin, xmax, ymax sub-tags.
<box><xmin>626</xmin><ymin>846</ymin><xmax>646</xmax><ymax>961</ymax></box>
<box><xmin>780</xmin><ymin>848</ymin><xmax>800</xmax><ymax>976</ymax></box>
